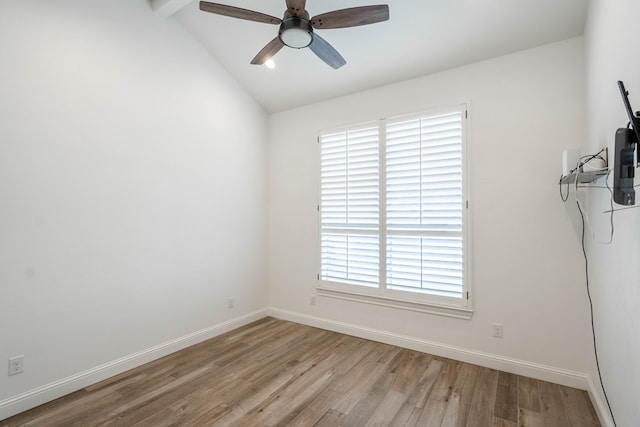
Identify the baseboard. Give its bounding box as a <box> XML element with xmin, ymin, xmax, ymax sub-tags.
<box><xmin>586</xmin><ymin>376</ymin><xmax>614</xmax><ymax>427</ymax></box>
<box><xmin>267</xmin><ymin>307</ymin><xmax>589</xmax><ymax>390</ymax></box>
<box><xmin>0</xmin><ymin>309</ymin><xmax>268</xmax><ymax>421</ymax></box>
<box><xmin>1</xmin><ymin>308</ymin><xmax>601</xmax><ymax>424</ymax></box>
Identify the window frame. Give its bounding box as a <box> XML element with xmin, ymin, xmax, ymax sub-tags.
<box><xmin>317</xmin><ymin>104</ymin><xmax>473</xmax><ymax>319</ymax></box>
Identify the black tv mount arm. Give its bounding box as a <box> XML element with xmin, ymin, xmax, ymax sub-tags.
<box><xmin>618</xmin><ymin>81</ymin><xmax>640</xmax><ymax>143</ymax></box>
<box><xmin>614</xmin><ymin>81</ymin><xmax>640</xmax><ymax>205</ymax></box>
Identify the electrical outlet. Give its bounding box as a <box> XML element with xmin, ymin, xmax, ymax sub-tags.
<box><xmin>8</xmin><ymin>356</ymin><xmax>24</xmax><ymax>376</ymax></box>
<box><xmin>227</xmin><ymin>297</ymin><xmax>234</xmax><ymax>309</ymax></box>
<box><xmin>492</xmin><ymin>323</ymin><xmax>504</xmax><ymax>338</ymax></box>
<box><xmin>310</xmin><ymin>295</ymin><xmax>316</xmax><ymax>306</ymax></box>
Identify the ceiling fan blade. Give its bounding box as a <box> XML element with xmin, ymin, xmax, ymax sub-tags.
<box><xmin>285</xmin><ymin>0</ymin><xmax>306</xmax><ymax>17</ymax></box>
<box><xmin>309</xmin><ymin>33</ymin><xmax>346</xmax><ymax>69</ymax></box>
<box><xmin>251</xmin><ymin>37</ymin><xmax>285</xmax><ymax>65</ymax></box>
<box><xmin>199</xmin><ymin>1</ymin><xmax>282</xmax><ymax>25</ymax></box>
<box><xmin>311</xmin><ymin>5</ymin><xmax>389</xmax><ymax>29</ymax></box>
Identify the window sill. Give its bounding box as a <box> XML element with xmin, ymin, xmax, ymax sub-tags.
<box><xmin>316</xmin><ymin>287</ymin><xmax>473</xmax><ymax>320</ymax></box>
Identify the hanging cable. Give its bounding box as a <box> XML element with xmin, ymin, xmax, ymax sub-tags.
<box><xmin>560</xmin><ymin>147</ymin><xmax>617</xmax><ymax>424</ymax></box>
<box><xmin>559</xmin><ymin>174</ymin><xmax>570</xmax><ymax>202</ymax></box>
<box><xmin>603</xmin><ymin>171</ymin><xmax>615</xmax><ymax>243</ymax></box>
<box><xmin>561</xmin><ymin>148</ymin><xmax>613</xmax><ymax>244</ymax></box>
<box><xmin>575</xmin><ymin>195</ymin><xmax>618</xmax><ymax>427</ymax></box>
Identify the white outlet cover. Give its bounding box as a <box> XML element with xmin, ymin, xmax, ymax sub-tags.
<box><xmin>8</xmin><ymin>356</ymin><xmax>24</xmax><ymax>376</ymax></box>
<box><xmin>492</xmin><ymin>324</ymin><xmax>504</xmax><ymax>338</ymax></box>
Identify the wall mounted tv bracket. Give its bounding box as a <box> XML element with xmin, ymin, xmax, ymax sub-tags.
<box><xmin>614</xmin><ymin>81</ymin><xmax>640</xmax><ymax>206</ymax></box>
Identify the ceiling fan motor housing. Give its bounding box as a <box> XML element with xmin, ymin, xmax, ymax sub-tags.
<box><xmin>279</xmin><ymin>11</ymin><xmax>313</xmax><ymax>49</ymax></box>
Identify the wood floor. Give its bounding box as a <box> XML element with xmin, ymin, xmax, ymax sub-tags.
<box><xmin>1</xmin><ymin>317</ymin><xmax>600</xmax><ymax>427</ymax></box>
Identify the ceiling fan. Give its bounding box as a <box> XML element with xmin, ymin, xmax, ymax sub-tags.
<box><xmin>199</xmin><ymin>0</ymin><xmax>389</xmax><ymax>69</ymax></box>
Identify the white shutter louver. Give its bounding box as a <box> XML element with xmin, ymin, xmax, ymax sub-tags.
<box><xmin>385</xmin><ymin>111</ymin><xmax>464</xmax><ymax>298</ymax></box>
<box><xmin>320</xmin><ymin>126</ymin><xmax>380</xmax><ymax>287</ymax></box>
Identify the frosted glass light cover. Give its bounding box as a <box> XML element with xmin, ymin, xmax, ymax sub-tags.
<box><xmin>280</xmin><ymin>28</ymin><xmax>312</xmax><ymax>48</ymax></box>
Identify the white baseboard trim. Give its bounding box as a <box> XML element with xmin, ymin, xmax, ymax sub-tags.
<box><xmin>267</xmin><ymin>307</ymin><xmax>589</xmax><ymax>390</ymax></box>
<box><xmin>586</xmin><ymin>376</ymin><xmax>614</xmax><ymax>427</ymax></box>
<box><xmin>0</xmin><ymin>309</ymin><xmax>268</xmax><ymax>421</ymax></box>
<box><xmin>2</xmin><ymin>308</ymin><xmax>601</xmax><ymax>424</ymax></box>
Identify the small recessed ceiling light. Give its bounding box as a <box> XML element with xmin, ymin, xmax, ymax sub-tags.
<box><xmin>265</xmin><ymin>59</ymin><xmax>275</xmax><ymax>69</ymax></box>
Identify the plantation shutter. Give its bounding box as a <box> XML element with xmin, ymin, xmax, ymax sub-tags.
<box><xmin>385</xmin><ymin>110</ymin><xmax>465</xmax><ymax>298</ymax></box>
<box><xmin>320</xmin><ymin>125</ymin><xmax>380</xmax><ymax>287</ymax></box>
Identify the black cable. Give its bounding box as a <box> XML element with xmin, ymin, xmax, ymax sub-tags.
<box><xmin>577</xmin><ymin>183</ymin><xmax>640</xmax><ymax>188</ymax></box>
<box><xmin>580</xmin><ymin>147</ymin><xmax>608</xmax><ymax>165</ymax></box>
<box><xmin>575</xmin><ymin>199</ymin><xmax>617</xmax><ymax>427</ymax></box>
<box><xmin>559</xmin><ymin>149</ymin><xmax>609</xmax><ymax>204</ymax></box>
<box><xmin>559</xmin><ymin>150</ymin><xmax>617</xmax><ymax>423</ymax></box>
<box><xmin>559</xmin><ymin>174</ymin><xmax>570</xmax><ymax>202</ymax></box>
<box><xmin>580</xmin><ymin>154</ymin><xmax>606</xmax><ymax>163</ymax></box>
<box><xmin>603</xmin><ymin>204</ymin><xmax>640</xmax><ymax>213</ymax></box>
<box><xmin>604</xmin><ymin>173</ymin><xmax>615</xmax><ymax>241</ymax></box>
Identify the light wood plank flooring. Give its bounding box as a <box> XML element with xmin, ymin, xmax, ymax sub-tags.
<box><xmin>1</xmin><ymin>317</ymin><xmax>601</xmax><ymax>427</ymax></box>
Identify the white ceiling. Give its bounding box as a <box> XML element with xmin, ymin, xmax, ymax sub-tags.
<box><xmin>168</xmin><ymin>0</ymin><xmax>589</xmax><ymax>112</ymax></box>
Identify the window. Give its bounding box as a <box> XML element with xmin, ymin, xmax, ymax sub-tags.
<box><xmin>319</xmin><ymin>105</ymin><xmax>471</xmax><ymax>317</ymax></box>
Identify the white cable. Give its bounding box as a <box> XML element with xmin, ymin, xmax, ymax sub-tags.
<box><xmin>581</xmin><ymin>155</ymin><xmax>608</xmax><ymax>172</ymax></box>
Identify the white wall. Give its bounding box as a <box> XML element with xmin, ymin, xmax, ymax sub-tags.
<box><xmin>0</xmin><ymin>0</ymin><xmax>613</xmax><ymax>422</ymax></box>
<box><xmin>0</xmin><ymin>0</ymin><xmax>268</xmax><ymax>417</ymax></box>
<box><xmin>584</xmin><ymin>0</ymin><xmax>640</xmax><ymax>425</ymax></box>
<box><xmin>268</xmin><ymin>37</ymin><xmax>592</xmax><ymax>383</ymax></box>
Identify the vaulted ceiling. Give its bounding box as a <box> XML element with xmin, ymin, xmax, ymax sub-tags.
<box><xmin>150</xmin><ymin>0</ymin><xmax>590</xmax><ymax>112</ymax></box>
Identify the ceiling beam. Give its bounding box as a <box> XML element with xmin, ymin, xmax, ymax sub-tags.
<box><xmin>150</xmin><ymin>0</ymin><xmax>193</xmax><ymax>17</ymax></box>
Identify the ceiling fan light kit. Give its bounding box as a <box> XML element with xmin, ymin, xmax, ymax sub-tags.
<box><xmin>279</xmin><ymin>12</ymin><xmax>313</xmax><ymax>48</ymax></box>
<box><xmin>199</xmin><ymin>0</ymin><xmax>389</xmax><ymax>69</ymax></box>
